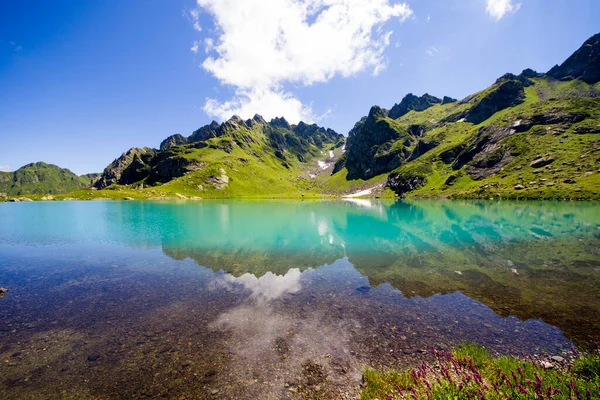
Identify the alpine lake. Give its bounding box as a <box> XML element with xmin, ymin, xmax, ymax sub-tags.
<box><xmin>0</xmin><ymin>199</ymin><xmax>599</xmax><ymax>399</ymax></box>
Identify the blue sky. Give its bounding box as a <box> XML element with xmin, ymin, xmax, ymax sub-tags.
<box><xmin>0</xmin><ymin>0</ymin><xmax>598</xmax><ymax>175</ymax></box>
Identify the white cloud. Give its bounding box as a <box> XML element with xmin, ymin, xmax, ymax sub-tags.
<box><xmin>425</xmin><ymin>46</ymin><xmax>438</xmax><ymax>57</ymax></box>
<box><xmin>0</xmin><ymin>164</ymin><xmax>12</xmax><ymax>172</ymax></box>
<box><xmin>194</xmin><ymin>0</ymin><xmax>413</xmax><ymax>123</ymax></box>
<box><xmin>203</xmin><ymin>87</ymin><xmax>314</xmax><ymax>122</ymax></box>
<box><xmin>190</xmin><ymin>41</ymin><xmax>199</xmax><ymax>53</ymax></box>
<box><xmin>486</xmin><ymin>0</ymin><xmax>520</xmax><ymax>20</ymax></box>
<box><xmin>184</xmin><ymin>8</ymin><xmax>202</xmax><ymax>31</ymax></box>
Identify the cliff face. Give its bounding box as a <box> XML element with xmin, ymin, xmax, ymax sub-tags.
<box><xmin>547</xmin><ymin>33</ymin><xmax>600</xmax><ymax>84</ymax></box>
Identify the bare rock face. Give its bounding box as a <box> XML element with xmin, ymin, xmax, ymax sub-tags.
<box><xmin>464</xmin><ymin>80</ymin><xmax>527</xmax><ymax>124</ymax></box>
<box><xmin>387</xmin><ymin>173</ymin><xmax>427</xmax><ymax>197</ymax></box>
<box><xmin>206</xmin><ymin>168</ymin><xmax>229</xmax><ymax>190</ymax></box>
<box><xmin>547</xmin><ymin>32</ymin><xmax>600</xmax><ymax>84</ymax></box>
<box><xmin>388</xmin><ymin>93</ymin><xmax>442</xmax><ymax>119</ymax></box>
<box><xmin>160</xmin><ymin>134</ymin><xmax>188</xmax><ymax>151</ymax></box>
<box><xmin>95</xmin><ymin>147</ymin><xmax>157</xmax><ymax>189</ymax></box>
<box><xmin>337</xmin><ymin>106</ymin><xmax>415</xmax><ymax>180</ymax></box>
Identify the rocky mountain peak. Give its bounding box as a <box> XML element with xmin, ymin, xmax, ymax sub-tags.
<box><xmin>547</xmin><ymin>32</ymin><xmax>600</xmax><ymax>83</ymax></box>
<box><xmin>252</xmin><ymin>114</ymin><xmax>267</xmax><ymax>125</ymax></box>
<box><xmin>269</xmin><ymin>117</ymin><xmax>292</xmax><ymax>130</ymax></box>
<box><xmin>388</xmin><ymin>93</ymin><xmax>442</xmax><ymax>119</ymax></box>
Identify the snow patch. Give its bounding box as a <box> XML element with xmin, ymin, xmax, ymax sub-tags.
<box><xmin>317</xmin><ymin>161</ymin><xmax>329</xmax><ymax>170</ymax></box>
<box><xmin>343</xmin><ymin>184</ymin><xmax>384</xmax><ymax>198</ymax></box>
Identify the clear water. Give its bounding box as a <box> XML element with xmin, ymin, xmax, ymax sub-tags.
<box><xmin>0</xmin><ymin>200</ymin><xmax>599</xmax><ymax>399</ymax></box>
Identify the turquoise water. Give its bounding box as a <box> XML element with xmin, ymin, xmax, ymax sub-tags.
<box><xmin>0</xmin><ymin>200</ymin><xmax>599</xmax><ymax>398</ymax></box>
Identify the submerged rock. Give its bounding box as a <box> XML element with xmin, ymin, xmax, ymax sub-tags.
<box><xmin>0</xmin><ymin>287</ymin><xmax>8</xmax><ymax>298</ymax></box>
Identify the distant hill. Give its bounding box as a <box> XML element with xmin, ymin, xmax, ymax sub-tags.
<box><xmin>0</xmin><ymin>162</ymin><xmax>96</xmax><ymax>196</ymax></box>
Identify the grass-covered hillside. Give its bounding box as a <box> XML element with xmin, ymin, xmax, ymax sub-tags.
<box><xmin>0</xmin><ymin>162</ymin><xmax>94</xmax><ymax>196</ymax></box>
<box><xmin>330</xmin><ymin>33</ymin><xmax>600</xmax><ymax>200</ymax></box>
<box><xmin>27</xmin><ymin>115</ymin><xmax>345</xmax><ymax>201</ymax></box>
<box><xmin>3</xmin><ymin>32</ymin><xmax>599</xmax><ymax>201</ymax></box>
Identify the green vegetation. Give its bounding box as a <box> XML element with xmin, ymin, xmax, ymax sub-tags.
<box><xmin>3</xmin><ymin>33</ymin><xmax>599</xmax><ymax>201</ymax></box>
<box><xmin>362</xmin><ymin>344</ymin><xmax>600</xmax><ymax>399</ymax></box>
<box><xmin>0</xmin><ymin>162</ymin><xmax>93</xmax><ymax>196</ymax></box>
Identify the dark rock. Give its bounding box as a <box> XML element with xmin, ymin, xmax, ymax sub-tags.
<box><xmin>0</xmin><ymin>287</ymin><xmax>7</xmax><ymax>298</ymax></box>
<box><xmin>512</xmin><ymin>113</ymin><xmax>588</xmax><ymax>133</ymax></box>
<box><xmin>270</xmin><ymin>117</ymin><xmax>292</xmax><ymax>130</ymax></box>
<box><xmin>87</xmin><ymin>354</ymin><xmax>101</xmax><ymax>362</ymax></box>
<box><xmin>495</xmin><ymin>73</ymin><xmax>534</xmax><ymax>87</ymax></box>
<box><xmin>466</xmin><ymin>144</ymin><xmax>513</xmax><ymax>180</ymax></box>
<box><xmin>573</xmin><ymin>124</ymin><xmax>600</xmax><ymax>134</ymax></box>
<box><xmin>389</xmin><ymin>93</ymin><xmax>442</xmax><ymax>119</ymax></box>
<box><xmin>340</xmin><ymin>106</ymin><xmax>414</xmax><ymax>179</ymax></box>
<box><xmin>189</xmin><ymin>121</ymin><xmax>220</xmax><ymax>143</ymax></box>
<box><xmin>530</xmin><ymin>157</ymin><xmax>555</xmax><ymax>168</ymax></box>
<box><xmin>439</xmin><ymin>144</ymin><xmax>466</xmax><ymax>164</ymax></box>
<box><xmin>441</xmin><ymin>96</ymin><xmax>457</xmax><ymax>104</ymax></box>
<box><xmin>547</xmin><ymin>32</ymin><xmax>600</xmax><ymax>84</ymax></box>
<box><xmin>387</xmin><ymin>173</ymin><xmax>427</xmax><ymax>197</ymax></box>
<box><xmin>444</xmin><ymin>174</ymin><xmax>459</xmax><ymax>186</ymax></box>
<box><xmin>355</xmin><ymin>286</ymin><xmax>371</xmax><ymax>293</ymax></box>
<box><xmin>407</xmin><ymin>124</ymin><xmax>427</xmax><ymax>137</ymax></box>
<box><xmin>159</xmin><ymin>134</ymin><xmax>188</xmax><ymax>151</ymax></box>
<box><xmin>95</xmin><ymin>147</ymin><xmax>157</xmax><ymax>189</ymax></box>
<box><xmin>463</xmin><ymin>80</ymin><xmax>527</xmax><ymax>124</ymax></box>
<box><xmin>409</xmin><ymin>140</ymin><xmax>440</xmax><ymax>161</ymax></box>
<box><xmin>452</xmin><ymin>126</ymin><xmax>514</xmax><ymax>170</ymax></box>
<box><xmin>520</xmin><ymin>68</ymin><xmax>542</xmax><ymax>78</ymax></box>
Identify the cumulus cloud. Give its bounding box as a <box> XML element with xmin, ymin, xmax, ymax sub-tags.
<box><xmin>486</xmin><ymin>0</ymin><xmax>520</xmax><ymax>20</ymax></box>
<box><xmin>190</xmin><ymin>41</ymin><xmax>199</xmax><ymax>53</ymax></box>
<box><xmin>194</xmin><ymin>0</ymin><xmax>412</xmax><ymax>123</ymax></box>
<box><xmin>0</xmin><ymin>164</ymin><xmax>11</xmax><ymax>172</ymax></box>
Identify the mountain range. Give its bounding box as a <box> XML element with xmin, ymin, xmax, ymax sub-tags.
<box><xmin>2</xmin><ymin>32</ymin><xmax>599</xmax><ymax>201</ymax></box>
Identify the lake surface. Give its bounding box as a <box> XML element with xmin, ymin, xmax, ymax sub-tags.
<box><xmin>0</xmin><ymin>199</ymin><xmax>599</xmax><ymax>399</ymax></box>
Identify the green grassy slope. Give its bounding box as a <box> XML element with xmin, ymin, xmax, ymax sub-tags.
<box><xmin>0</xmin><ymin>162</ymin><xmax>93</xmax><ymax>196</ymax></box>
<box><xmin>327</xmin><ymin>75</ymin><xmax>600</xmax><ymax>200</ymax></box>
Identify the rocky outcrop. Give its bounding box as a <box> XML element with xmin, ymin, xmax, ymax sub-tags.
<box><xmin>547</xmin><ymin>33</ymin><xmax>600</xmax><ymax>83</ymax></box>
<box><xmin>442</xmin><ymin>96</ymin><xmax>457</xmax><ymax>104</ymax></box>
<box><xmin>189</xmin><ymin>121</ymin><xmax>220</xmax><ymax>143</ymax></box>
<box><xmin>387</xmin><ymin>173</ymin><xmax>427</xmax><ymax>197</ymax></box>
<box><xmin>160</xmin><ymin>134</ymin><xmax>188</xmax><ymax>151</ymax></box>
<box><xmin>463</xmin><ymin>80</ymin><xmax>527</xmax><ymax>124</ymax></box>
<box><xmin>0</xmin><ymin>287</ymin><xmax>7</xmax><ymax>298</ymax></box>
<box><xmin>95</xmin><ymin>147</ymin><xmax>157</xmax><ymax>189</ymax></box>
<box><xmin>270</xmin><ymin>117</ymin><xmax>292</xmax><ymax>130</ymax></box>
<box><xmin>339</xmin><ymin>106</ymin><xmax>415</xmax><ymax>179</ymax></box>
<box><xmin>409</xmin><ymin>140</ymin><xmax>440</xmax><ymax>161</ymax></box>
<box><xmin>529</xmin><ymin>156</ymin><xmax>555</xmax><ymax>168</ymax></box>
<box><xmin>388</xmin><ymin>93</ymin><xmax>442</xmax><ymax>119</ymax></box>
<box><xmin>511</xmin><ymin>112</ymin><xmax>588</xmax><ymax>133</ymax></box>
<box><xmin>447</xmin><ymin>125</ymin><xmax>516</xmax><ymax>180</ymax></box>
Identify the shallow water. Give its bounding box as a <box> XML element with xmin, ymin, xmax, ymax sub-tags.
<box><xmin>0</xmin><ymin>199</ymin><xmax>599</xmax><ymax>399</ymax></box>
